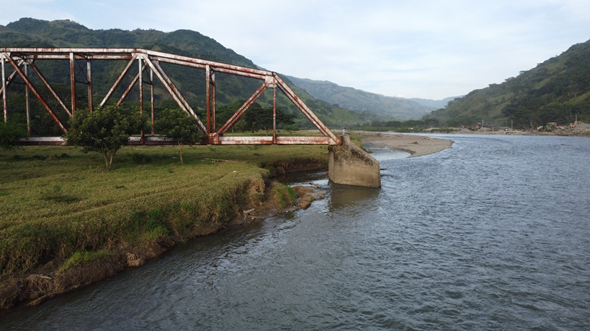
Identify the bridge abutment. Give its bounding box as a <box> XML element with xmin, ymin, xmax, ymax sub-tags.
<box><xmin>328</xmin><ymin>135</ymin><xmax>381</xmax><ymax>188</ymax></box>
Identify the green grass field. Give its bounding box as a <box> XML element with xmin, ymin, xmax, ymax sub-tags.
<box><xmin>0</xmin><ymin>143</ymin><xmax>329</xmax><ymax>278</ymax></box>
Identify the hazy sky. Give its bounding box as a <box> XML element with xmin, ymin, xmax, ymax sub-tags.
<box><xmin>1</xmin><ymin>0</ymin><xmax>589</xmax><ymax>100</ymax></box>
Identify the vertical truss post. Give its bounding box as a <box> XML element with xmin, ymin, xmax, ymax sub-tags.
<box><xmin>150</xmin><ymin>67</ymin><xmax>154</xmax><ymax>136</ymax></box>
<box><xmin>1</xmin><ymin>55</ymin><xmax>6</xmax><ymax>123</ymax></box>
<box><xmin>206</xmin><ymin>65</ymin><xmax>211</xmax><ymax>135</ymax></box>
<box><xmin>273</xmin><ymin>86</ymin><xmax>277</xmax><ymax>143</ymax></box>
<box><xmin>70</xmin><ymin>52</ymin><xmax>76</xmax><ymax>115</ymax></box>
<box><xmin>211</xmin><ymin>71</ymin><xmax>216</xmax><ymax>132</ymax></box>
<box><xmin>87</xmin><ymin>59</ymin><xmax>93</xmax><ymax>112</ymax></box>
<box><xmin>25</xmin><ymin>62</ymin><xmax>30</xmax><ymax>135</ymax></box>
<box><xmin>138</xmin><ymin>58</ymin><xmax>143</xmax><ymax>112</ymax></box>
<box><xmin>139</xmin><ymin>58</ymin><xmax>145</xmax><ymax>143</ymax></box>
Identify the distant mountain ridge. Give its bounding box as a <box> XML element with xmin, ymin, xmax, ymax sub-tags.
<box><xmin>0</xmin><ymin>17</ymin><xmax>378</xmax><ymax>128</ymax></box>
<box><xmin>285</xmin><ymin>76</ymin><xmax>435</xmax><ymax>121</ymax></box>
<box><xmin>2</xmin><ymin>18</ymin><xmax>255</xmax><ymax>68</ymax></box>
<box><xmin>425</xmin><ymin>39</ymin><xmax>590</xmax><ymax>128</ymax></box>
<box><xmin>0</xmin><ymin>17</ymin><xmax>461</xmax><ymax>126</ymax></box>
<box><xmin>410</xmin><ymin>97</ymin><xmax>459</xmax><ymax>109</ymax></box>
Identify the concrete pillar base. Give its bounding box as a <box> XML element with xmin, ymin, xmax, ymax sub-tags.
<box><xmin>328</xmin><ymin>135</ymin><xmax>381</xmax><ymax>188</ymax></box>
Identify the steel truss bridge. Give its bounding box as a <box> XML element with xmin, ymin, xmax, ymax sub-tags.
<box><xmin>0</xmin><ymin>48</ymin><xmax>341</xmax><ymax>146</ymax></box>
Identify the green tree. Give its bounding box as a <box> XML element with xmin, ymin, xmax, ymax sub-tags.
<box><xmin>155</xmin><ymin>108</ymin><xmax>204</xmax><ymax>164</ymax></box>
<box><xmin>243</xmin><ymin>104</ymin><xmax>295</xmax><ymax>134</ymax></box>
<box><xmin>0</xmin><ymin>120</ymin><xmax>27</xmax><ymax>149</ymax></box>
<box><xmin>64</xmin><ymin>105</ymin><xmax>146</xmax><ymax>168</ymax></box>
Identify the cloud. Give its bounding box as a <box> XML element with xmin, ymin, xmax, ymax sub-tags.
<box><xmin>1</xmin><ymin>0</ymin><xmax>588</xmax><ymax>99</ymax></box>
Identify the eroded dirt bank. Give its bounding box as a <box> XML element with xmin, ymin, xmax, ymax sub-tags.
<box><xmin>0</xmin><ymin>158</ymin><xmax>326</xmax><ymax>310</ymax></box>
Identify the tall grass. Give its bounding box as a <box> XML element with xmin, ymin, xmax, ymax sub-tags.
<box><xmin>0</xmin><ymin>144</ymin><xmax>329</xmax><ymax>276</ymax></box>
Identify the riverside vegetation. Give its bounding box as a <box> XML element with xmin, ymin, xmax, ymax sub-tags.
<box><xmin>0</xmin><ymin>142</ymin><xmax>329</xmax><ymax>309</ymax></box>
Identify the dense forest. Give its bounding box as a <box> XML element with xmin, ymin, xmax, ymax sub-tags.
<box><xmin>424</xmin><ymin>39</ymin><xmax>590</xmax><ymax>129</ymax></box>
<box><xmin>0</xmin><ymin>18</ymin><xmax>369</xmax><ymax>135</ymax></box>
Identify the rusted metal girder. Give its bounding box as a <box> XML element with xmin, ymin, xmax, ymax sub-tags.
<box><xmin>0</xmin><ymin>59</ymin><xmax>23</xmax><ymax>96</ymax></box>
<box><xmin>2</xmin><ymin>53</ymin><xmax>67</xmax><ymax>132</ymax></box>
<box><xmin>217</xmin><ymin>82</ymin><xmax>268</xmax><ymax>135</ymax></box>
<box><xmin>70</xmin><ymin>52</ymin><xmax>76</xmax><ymax>115</ymax></box>
<box><xmin>99</xmin><ymin>54</ymin><xmax>138</xmax><ymax>109</ymax></box>
<box><xmin>87</xmin><ymin>59</ymin><xmax>93</xmax><ymax>111</ymax></box>
<box><xmin>28</xmin><ymin>61</ymin><xmax>72</xmax><ymax>116</ymax></box>
<box><xmin>2</xmin><ymin>55</ymin><xmax>6</xmax><ymax>122</ymax></box>
<box><xmin>0</xmin><ymin>48</ymin><xmax>341</xmax><ymax>146</ymax></box>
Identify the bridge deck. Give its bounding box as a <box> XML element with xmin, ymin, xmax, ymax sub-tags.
<box><xmin>16</xmin><ymin>135</ymin><xmax>339</xmax><ymax>146</ymax></box>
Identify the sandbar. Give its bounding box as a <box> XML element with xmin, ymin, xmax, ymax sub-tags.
<box><xmin>361</xmin><ymin>134</ymin><xmax>453</xmax><ymax>157</ymax></box>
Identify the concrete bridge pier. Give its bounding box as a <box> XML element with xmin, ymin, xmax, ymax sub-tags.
<box><xmin>328</xmin><ymin>135</ymin><xmax>381</xmax><ymax>188</ymax></box>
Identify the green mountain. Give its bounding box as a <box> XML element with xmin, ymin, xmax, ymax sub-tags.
<box><xmin>286</xmin><ymin>76</ymin><xmax>434</xmax><ymax>121</ymax></box>
<box><xmin>3</xmin><ymin>18</ymin><xmax>255</xmax><ymax>67</ymax></box>
<box><xmin>0</xmin><ymin>18</ymin><xmax>370</xmax><ymax>129</ymax></box>
<box><xmin>424</xmin><ymin>39</ymin><xmax>590</xmax><ymax>129</ymax></box>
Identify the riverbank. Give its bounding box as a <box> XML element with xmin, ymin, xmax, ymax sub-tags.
<box><xmin>0</xmin><ymin>134</ymin><xmax>453</xmax><ymax>310</ymax></box>
<box><xmin>361</xmin><ymin>134</ymin><xmax>453</xmax><ymax>157</ymax></box>
<box><xmin>0</xmin><ymin>145</ymin><xmax>329</xmax><ymax>309</ymax></box>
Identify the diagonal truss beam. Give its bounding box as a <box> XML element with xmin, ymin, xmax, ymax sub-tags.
<box><xmin>1</xmin><ymin>53</ymin><xmax>67</xmax><ymax>132</ymax></box>
<box><xmin>217</xmin><ymin>82</ymin><xmax>268</xmax><ymax>135</ymax></box>
<box><xmin>116</xmin><ymin>61</ymin><xmax>147</xmax><ymax>106</ymax></box>
<box><xmin>142</xmin><ymin>56</ymin><xmax>207</xmax><ymax>133</ymax></box>
<box><xmin>0</xmin><ymin>59</ymin><xmax>24</xmax><ymax>97</ymax></box>
<box><xmin>28</xmin><ymin>61</ymin><xmax>72</xmax><ymax>116</ymax></box>
<box><xmin>99</xmin><ymin>54</ymin><xmax>138</xmax><ymax>109</ymax></box>
<box><xmin>0</xmin><ymin>57</ymin><xmax>73</xmax><ymax>117</ymax></box>
<box><xmin>1</xmin><ymin>48</ymin><xmax>340</xmax><ymax>145</ymax></box>
<box><xmin>274</xmin><ymin>73</ymin><xmax>338</xmax><ymax>142</ymax></box>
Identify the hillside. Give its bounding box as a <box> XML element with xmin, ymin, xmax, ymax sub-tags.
<box><xmin>424</xmin><ymin>39</ymin><xmax>590</xmax><ymax>129</ymax></box>
<box><xmin>0</xmin><ymin>18</ymin><xmax>370</xmax><ymax>130</ymax></box>
<box><xmin>286</xmin><ymin>76</ymin><xmax>434</xmax><ymax>121</ymax></box>
<box><xmin>3</xmin><ymin>18</ymin><xmax>255</xmax><ymax>67</ymax></box>
<box><xmin>410</xmin><ymin>97</ymin><xmax>458</xmax><ymax>109</ymax></box>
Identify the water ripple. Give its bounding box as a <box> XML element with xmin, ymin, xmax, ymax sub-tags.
<box><xmin>3</xmin><ymin>135</ymin><xmax>590</xmax><ymax>330</ymax></box>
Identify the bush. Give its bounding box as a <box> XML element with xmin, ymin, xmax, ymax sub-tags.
<box><xmin>0</xmin><ymin>120</ymin><xmax>27</xmax><ymax>149</ymax></box>
<box><xmin>64</xmin><ymin>106</ymin><xmax>146</xmax><ymax>168</ymax></box>
<box><xmin>155</xmin><ymin>108</ymin><xmax>204</xmax><ymax>164</ymax></box>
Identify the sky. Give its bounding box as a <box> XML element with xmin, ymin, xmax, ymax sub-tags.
<box><xmin>1</xmin><ymin>0</ymin><xmax>589</xmax><ymax>100</ymax></box>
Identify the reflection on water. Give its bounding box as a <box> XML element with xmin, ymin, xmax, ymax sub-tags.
<box><xmin>328</xmin><ymin>184</ymin><xmax>380</xmax><ymax>211</ymax></box>
<box><xmin>363</xmin><ymin>143</ymin><xmax>411</xmax><ymax>161</ymax></box>
<box><xmin>2</xmin><ymin>135</ymin><xmax>590</xmax><ymax>330</ymax></box>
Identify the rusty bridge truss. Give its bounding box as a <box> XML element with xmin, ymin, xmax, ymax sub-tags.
<box><xmin>0</xmin><ymin>48</ymin><xmax>341</xmax><ymax>146</ymax></box>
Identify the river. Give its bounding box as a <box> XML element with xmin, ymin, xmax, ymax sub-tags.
<box><xmin>2</xmin><ymin>134</ymin><xmax>590</xmax><ymax>330</ymax></box>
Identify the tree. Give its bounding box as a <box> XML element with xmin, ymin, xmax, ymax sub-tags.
<box><xmin>155</xmin><ymin>108</ymin><xmax>204</xmax><ymax>164</ymax></box>
<box><xmin>0</xmin><ymin>120</ymin><xmax>27</xmax><ymax>149</ymax></box>
<box><xmin>242</xmin><ymin>103</ymin><xmax>295</xmax><ymax>134</ymax></box>
<box><xmin>64</xmin><ymin>105</ymin><xmax>146</xmax><ymax>168</ymax></box>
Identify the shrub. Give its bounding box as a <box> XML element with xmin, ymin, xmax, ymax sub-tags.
<box><xmin>64</xmin><ymin>106</ymin><xmax>146</xmax><ymax>168</ymax></box>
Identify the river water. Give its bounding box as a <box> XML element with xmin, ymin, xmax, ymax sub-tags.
<box><xmin>2</xmin><ymin>134</ymin><xmax>590</xmax><ymax>330</ymax></box>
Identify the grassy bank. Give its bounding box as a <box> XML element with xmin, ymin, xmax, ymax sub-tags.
<box><xmin>0</xmin><ymin>143</ymin><xmax>329</xmax><ymax>308</ymax></box>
